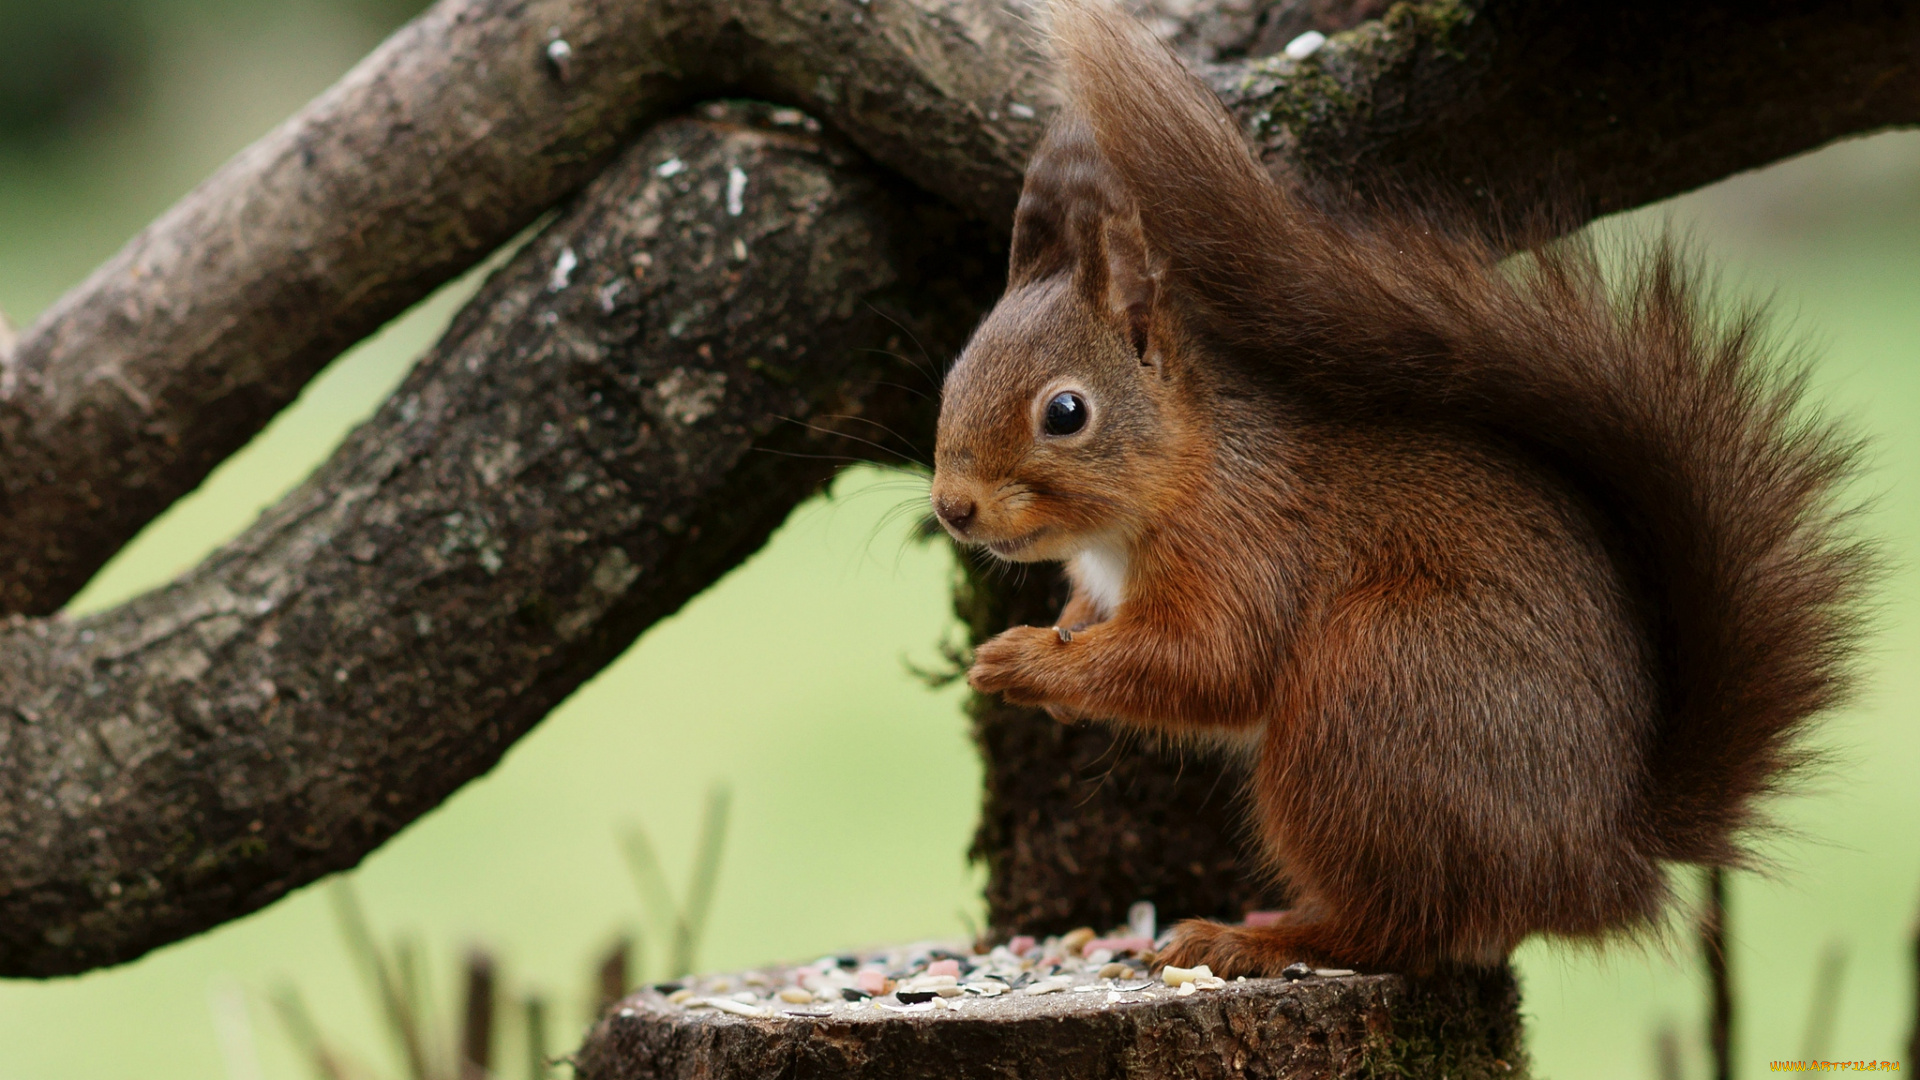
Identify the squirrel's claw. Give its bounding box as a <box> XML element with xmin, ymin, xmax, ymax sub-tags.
<box><xmin>967</xmin><ymin>625</ymin><xmax>1058</xmax><ymax>705</ymax></box>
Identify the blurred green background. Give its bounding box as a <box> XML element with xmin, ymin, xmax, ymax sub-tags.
<box><xmin>1</xmin><ymin>1</ymin><xmax>1917</xmax><ymax>1076</ymax></box>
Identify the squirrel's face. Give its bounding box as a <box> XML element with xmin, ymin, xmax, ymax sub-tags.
<box><xmin>933</xmin><ymin>109</ymin><xmax>1200</xmax><ymax>563</ymax></box>
<box><xmin>932</xmin><ymin>274</ymin><xmax>1186</xmax><ymax>563</ymax></box>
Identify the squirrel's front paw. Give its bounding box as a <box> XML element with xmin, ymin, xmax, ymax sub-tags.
<box><xmin>967</xmin><ymin>626</ymin><xmax>1058</xmax><ymax>706</ymax></box>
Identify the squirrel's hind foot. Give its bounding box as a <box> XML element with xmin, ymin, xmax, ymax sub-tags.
<box><xmin>1157</xmin><ymin>915</ymin><xmax>1357</xmax><ymax>979</ymax></box>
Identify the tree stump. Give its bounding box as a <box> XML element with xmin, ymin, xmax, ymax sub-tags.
<box><xmin>573</xmin><ymin>956</ymin><xmax>1525</xmax><ymax>1079</ymax></box>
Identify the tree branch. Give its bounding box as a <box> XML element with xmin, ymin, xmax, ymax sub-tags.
<box><xmin>1224</xmin><ymin>0</ymin><xmax>1920</xmax><ymax>225</ymax></box>
<box><xmin>0</xmin><ymin>0</ymin><xmax>1051</xmax><ymax>614</ymax></box>
<box><xmin>0</xmin><ymin>106</ymin><xmax>1001</xmax><ymax>976</ymax></box>
<box><xmin>8</xmin><ymin>0</ymin><xmax>1915</xmax><ymax>614</ymax></box>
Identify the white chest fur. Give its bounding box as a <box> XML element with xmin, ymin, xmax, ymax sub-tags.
<box><xmin>1071</xmin><ymin>541</ymin><xmax>1130</xmax><ymax>620</ymax></box>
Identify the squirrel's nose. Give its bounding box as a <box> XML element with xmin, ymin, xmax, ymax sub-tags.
<box><xmin>932</xmin><ymin>493</ymin><xmax>977</xmax><ymax>534</ymax></box>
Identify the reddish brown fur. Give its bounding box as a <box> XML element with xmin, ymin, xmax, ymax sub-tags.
<box><xmin>930</xmin><ymin>0</ymin><xmax>1870</xmax><ymax>975</ymax></box>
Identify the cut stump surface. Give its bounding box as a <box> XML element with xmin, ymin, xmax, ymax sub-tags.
<box><xmin>574</xmin><ymin>951</ymin><xmax>1526</xmax><ymax>1079</ymax></box>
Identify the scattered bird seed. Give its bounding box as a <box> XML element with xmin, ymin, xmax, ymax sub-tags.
<box><xmin>1128</xmin><ymin>900</ymin><xmax>1157</xmax><ymax>941</ymax></box>
<box><xmin>1313</xmin><ymin>968</ymin><xmax>1357</xmax><ymax>978</ymax></box>
<box><xmin>697</xmin><ymin>997</ymin><xmax>767</xmax><ymax>1017</ymax></box>
<box><xmin>1058</xmin><ymin>927</ymin><xmax>1097</xmax><ymax>955</ymax></box>
<box><xmin>1084</xmin><ymin>935</ymin><xmax>1151</xmax><ymax>957</ymax></box>
<box><xmin>1007</xmin><ymin>102</ymin><xmax>1036</xmax><ymax>119</ymax></box>
<box><xmin>1161</xmin><ymin>964</ymin><xmax>1214</xmax><ymax>987</ymax></box>
<box><xmin>1280</xmin><ymin>963</ymin><xmax>1313</xmax><ymax>981</ymax></box>
<box><xmin>655</xmin><ymin>157</ymin><xmax>687</xmax><ymax>178</ymax></box>
<box><xmin>638</xmin><ymin>904</ymin><xmax>1298</xmax><ymax>1024</ymax></box>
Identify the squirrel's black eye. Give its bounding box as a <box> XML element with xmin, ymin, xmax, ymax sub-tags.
<box><xmin>1043</xmin><ymin>391</ymin><xmax>1088</xmax><ymax>436</ymax></box>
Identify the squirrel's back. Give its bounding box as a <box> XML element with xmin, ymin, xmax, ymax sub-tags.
<box><xmin>1050</xmin><ymin>0</ymin><xmax>1870</xmax><ymax>871</ymax></box>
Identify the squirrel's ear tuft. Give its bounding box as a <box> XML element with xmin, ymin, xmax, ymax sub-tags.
<box><xmin>1047</xmin><ymin>0</ymin><xmax>1289</xmax><ymax>347</ymax></box>
<box><xmin>1008</xmin><ymin>109</ymin><xmax>1158</xmax><ymax>355</ymax></box>
<box><xmin>1009</xmin><ymin>111</ymin><xmax>1117</xmax><ymax>290</ymax></box>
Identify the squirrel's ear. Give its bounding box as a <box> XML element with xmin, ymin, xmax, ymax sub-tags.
<box><xmin>1009</xmin><ymin>111</ymin><xmax>1158</xmax><ymax>358</ymax></box>
<box><xmin>1102</xmin><ymin>210</ymin><xmax>1156</xmax><ymax>361</ymax></box>
<box><xmin>1007</xmin><ymin>115</ymin><xmax>1098</xmax><ymax>289</ymax></box>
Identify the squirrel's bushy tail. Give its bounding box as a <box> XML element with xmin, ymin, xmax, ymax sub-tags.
<box><xmin>1050</xmin><ymin>0</ymin><xmax>1872</xmax><ymax>863</ymax></box>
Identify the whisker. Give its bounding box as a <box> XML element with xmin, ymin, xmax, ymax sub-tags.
<box><xmin>812</xmin><ymin>412</ymin><xmax>932</xmax><ymax>465</ymax></box>
<box><xmin>863</xmin><ymin>496</ymin><xmax>936</xmax><ymax>556</ymax></box>
<box><xmin>871</xmin><ymin>377</ymin><xmax>936</xmax><ymax>403</ymax></box>
<box><xmin>861</xmin><ymin>303</ymin><xmax>947</xmax><ymax>396</ymax></box>
<box><xmin>772</xmin><ymin>415</ymin><xmax>930</xmax><ymax>467</ymax></box>
<box><xmin>854</xmin><ymin>353</ymin><xmax>942</xmax><ymax>403</ymax></box>
<box><xmin>747</xmin><ymin>447</ymin><xmax>894</xmax><ymax>466</ymax></box>
<box><xmin>1072</xmin><ymin>764</ymin><xmax>1117</xmax><ymax>810</ymax></box>
<box><xmin>865</xmin><ymin>350</ymin><xmax>942</xmax><ymax>397</ymax></box>
<box><xmin>1022</xmin><ymin>482</ymin><xmax>1125</xmax><ymax>511</ymax></box>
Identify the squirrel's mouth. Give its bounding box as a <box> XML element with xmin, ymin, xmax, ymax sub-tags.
<box><xmin>986</xmin><ymin>529</ymin><xmax>1047</xmax><ymax>558</ymax></box>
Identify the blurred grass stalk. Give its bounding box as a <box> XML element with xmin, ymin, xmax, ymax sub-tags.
<box><xmin>258</xmin><ymin>784</ymin><xmax>734</xmax><ymax>1079</ymax></box>
<box><xmin>1652</xmin><ymin>1020</ymin><xmax>1683</xmax><ymax>1080</ymax></box>
<box><xmin>268</xmin><ymin>881</ymin><xmax>538</xmax><ymax>1080</ymax></box>
<box><xmin>1796</xmin><ymin>940</ymin><xmax>1846</xmax><ymax>1063</ymax></box>
<box><xmin>619</xmin><ymin>782</ymin><xmax>732</xmax><ymax>982</ymax></box>
<box><xmin>1909</xmin><ymin>888</ymin><xmax>1920</xmax><ymax>1068</ymax></box>
<box><xmin>1702</xmin><ymin>868</ymin><xmax>1731</xmax><ymax>1080</ymax></box>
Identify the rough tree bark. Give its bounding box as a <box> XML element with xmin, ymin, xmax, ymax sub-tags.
<box><xmin>2</xmin><ymin>0</ymin><xmax>1917</xmax><ymax>980</ymax></box>
<box><xmin>0</xmin><ymin>106</ymin><xmax>1000</xmax><ymax>976</ymax></box>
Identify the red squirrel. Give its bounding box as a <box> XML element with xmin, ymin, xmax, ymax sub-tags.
<box><xmin>930</xmin><ymin>0</ymin><xmax>1868</xmax><ymax>976</ymax></box>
